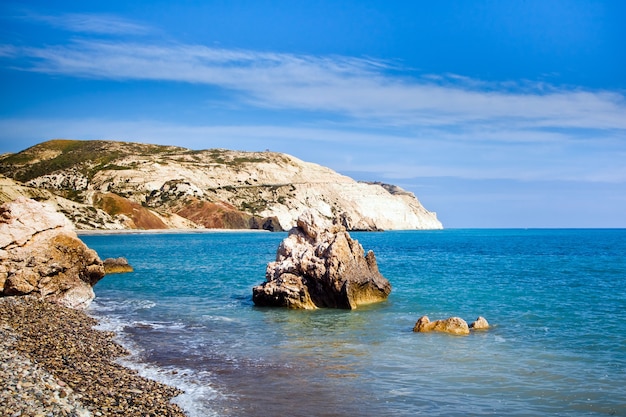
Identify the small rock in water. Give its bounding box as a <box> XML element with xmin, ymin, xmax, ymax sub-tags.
<box><xmin>469</xmin><ymin>316</ymin><xmax>490</xmax><ymax>330</ymax></box>
<box><xmin>413</xmin><ymin>315</ymin><xmax>470</xmax><ymax>335</ymax></box>
<box><xmin>103</xmin><ymin>257</ymin><xmax>134</xmax><ymax>274</ymax></box>
<box><xmin>413</xmin><ymin>315</ymin><xmax>491</xmax><ymax>335</ymax></box>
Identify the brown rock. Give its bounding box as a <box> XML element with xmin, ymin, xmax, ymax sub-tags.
<box><xmin>93</xmin><ymin>192</ymin><xmax>168</xmax><ymax>229</ymax></box>
<box><xmin>470</xmin><ymin>316</ymin><xmax>490</xmax><ymax>330</ymax></box>
<box><xmin>252</xmin><ymin>210</ymin><xmax>391</xmax><ymax>309</ymax></box>
<box><xmin>413</xmin><ymin>315</ymin><xmax>470</xmax><ymax>335</ymax></box>
<box><xmin>0</xmin><ymin>198</ymin><xmax>105</xmax><ymax>309</ymax></box>
<box><xmin>174</xmin><ymin>198</ymin><xmax>283</xmax><ymax>231</ymax></box>
<box><xmin>103</xmin><ymin>257</ymin><xmax>134</xmax><ymax>274</ymax></box>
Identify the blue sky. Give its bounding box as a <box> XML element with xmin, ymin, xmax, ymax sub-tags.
<box><xmin>1</xmin><ymin>1</ymin><xmax>625</xmax><ymax>228</ymax></box>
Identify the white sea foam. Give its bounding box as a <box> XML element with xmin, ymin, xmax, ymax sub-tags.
<box><xmin>131</xmin><ymin>320</ymin><xmax>187</xmax><ymax>330</ymax></box>
<box><xmin>116</xmin><ymin>357</ymin><xmax>223</xmax><ymax>417</ymax></box>
<box><xmin>89</xmin><ymin>298</ymin><xmax>156</xmax><ymax>312</ymax></box>
<box><xmin>201</xmin><ymin>314</ymin><xmax>237</xmax><ymax>323</ymax></box>
<box><xmin>88</xmin><ymin>301</ymin><xmax>225</xmax><ymax>417</ymax></box>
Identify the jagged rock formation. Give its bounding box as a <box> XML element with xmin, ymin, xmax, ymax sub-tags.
<box><xmin>412</xmin><ymin>316</ymin><xmax>471</xmax><ymax>335</ymax></box>
<box><xmin>0</xmin><ymin>197</ymin><xmax>105</xmax><ymax>309</ymax></box>
<box><xmin>0</xmin><ymin>139</ymin><xmax>442</xmax><ymax>231</ymax></box>
<box><xmin>252</xmin><ymin>211</ymin><xmax>392</xmax><ymax>309</ymax></box>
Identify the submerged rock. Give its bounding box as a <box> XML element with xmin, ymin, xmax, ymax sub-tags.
<box><xmin>0</xmin><ymin>197</ymin><xmax>104</xmax><ymax>309</ymax></box>
<box><xmin>252</xmin><ymin>211</ymin><xmax>391</xmax><ymax>309</ymax></box>
<box><xmin>412</xmin><ymin>315</ymin><xmax>470</xmax><ymax>335</ymax></box>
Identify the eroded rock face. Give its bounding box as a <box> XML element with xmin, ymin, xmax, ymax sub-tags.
<box><xmin>0</xmin><ymin>198</ymin><xmax>104</xmax><ymax>309</ymax></box>
<box><xmin>412</xmin><ymin>315</ymin><xmax>470</xmax><ymax>335</ymax></box>
<box><xmin>252</xmin><ymin>211</ymin><xmax>391</xmax><ymax>309</ymax></box>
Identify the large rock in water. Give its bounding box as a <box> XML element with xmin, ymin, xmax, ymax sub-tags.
<box><xmin>252</xmin><ymin>211</ymin><xmax>391</xmax><ymax>309</ymax></box>
<box><xmin>0</xmin><ymin>197</ymin><xmax>104</xmax><ymax>309</ymax></box>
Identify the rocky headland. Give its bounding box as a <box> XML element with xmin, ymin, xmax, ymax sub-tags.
<box><xmin>0</xmin><ymin>139</ymin><xmax>442</xmax><ymax>232</ymax></box>
<box><xmin>253</xmin><ymin>211</ymin><xmax>392</xmax><ymax>309</ymax></box>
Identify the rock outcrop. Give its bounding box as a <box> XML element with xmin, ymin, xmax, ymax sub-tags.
<box><xmin>0</xmin><ymin>198</ymin><xmax>105</xmax><ymax>309</ymax></box>
<box><xmin>0</xmin><ymin>139</ymin><xmax>442</xmax><ymax>231</ymax></box>
<box><xmin>103</xmin><ymin>257</ymin><xmax>134</xmax><ymax>274</ymax></box>
<box><xmin>1</xmin><ymin>175</ymin><xmax>136</xmax><ymax>230</ymax></box>
<box><xmin>412</xmin><ymin>316</ymin><xmax>470</xmax><ymax>335</ymax></box>
<box><xmin>252</xmin><ymin>211</ymin><xmax>391</xmax><ymax>309</ymax></box>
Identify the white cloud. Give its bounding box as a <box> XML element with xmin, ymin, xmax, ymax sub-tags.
<box><xmin>0</xmin><ymin>45</ymin><xmax>17</xmax><ymax>58</ymax></box>
<box><xmin>24</xmin><ymin>13</ymin><xmax>152</xmax><ymax>35</ymax></box>
<box><xmin>5</xmin><ymin>40</ymin><xmax>625</xmax><ymax>132</ymax></box>
<box><xmin>1</xmin><ymin>117</ymin><xmax>625</xmax><ymax>183</ymax></box>
<box><xmin>1</xmin><ymin>18</ymin><xmax>624</xmax><ymax>188</ymax></box>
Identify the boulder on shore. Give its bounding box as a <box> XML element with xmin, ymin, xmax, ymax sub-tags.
<box><xmin>0</xmin><ymin>197</ymin><xmax>105</xmax><ymax>309</ymax></box>
<box><xmin>252</xmin><ymin>211</ymin><xmax>391</xmax><ymax>309</ymax></box>
<box><xmin>412</xmin><ymin>315</ymin><xmax>470</xmax><ymax>335</ymax></box>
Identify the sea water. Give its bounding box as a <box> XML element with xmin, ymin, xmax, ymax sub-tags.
<box><xmin>82</xmin><ymin>229</ymin><xmax>626</xmax><ymax>416</ymax></box>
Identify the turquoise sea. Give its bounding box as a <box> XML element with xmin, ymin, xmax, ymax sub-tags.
<box><xmin>82</xmin><ymin>229</ymin><xmax>626</xmax><ymax>417</ymax></box>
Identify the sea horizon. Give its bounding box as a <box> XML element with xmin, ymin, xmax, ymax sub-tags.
<box><xmin>77</xmin><ymin>226</ymin><xmax>626</xmax><ymax>236</ymax></box>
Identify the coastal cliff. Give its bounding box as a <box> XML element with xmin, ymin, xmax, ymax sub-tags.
<box><xmin>0</xmin><ymin>139</ymin><xmax>442</xmax><ymax>231</ymax></box>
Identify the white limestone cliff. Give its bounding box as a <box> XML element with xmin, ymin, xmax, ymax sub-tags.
<box><xmin>0</xmin><ymin>140</ymin><xmax>443</xmax><ymax>231</ymax></box>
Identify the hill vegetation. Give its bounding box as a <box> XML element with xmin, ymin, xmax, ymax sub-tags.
<box><xmin>0</xmin><ymin>139</ymin><xmax>442</xmax><ymax>231</ymax></box>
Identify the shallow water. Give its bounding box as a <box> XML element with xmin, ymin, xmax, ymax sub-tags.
<box><xmin>83</xmin><ymin>229</ymin><xmax>626</xmax><ymax>416</ymax></box>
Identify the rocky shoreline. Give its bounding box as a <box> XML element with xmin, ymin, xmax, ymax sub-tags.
<box><xmin>0</xmin><ymin>296</ymin><xmax>186</xmax><ymax>417</ymax></box>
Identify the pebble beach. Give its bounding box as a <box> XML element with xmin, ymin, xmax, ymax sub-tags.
<box><xmin>0</xmin><ymin>296</ymin><xmax>186</xmax><ymax>417</ymax></box>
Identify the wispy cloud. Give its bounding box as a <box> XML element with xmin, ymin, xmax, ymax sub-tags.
<box><xmin>1</xmin><ymin>117</ymin><xmax>625</xmax><ymax>183</ymax></box>
<box><xmin>0</xmin><ymin>45</ymin><xmax>17</xmax><ymax>58</ymax></box>
<box><xmin>23</xmin><ymin>13</ymin><xmax>152</xmax><ymax>35</ymax></box>
<box><xmin>1</xmin><ymin>15</ymin><xmax>625</xmax><ymax>187</ymax></box>
<box><xmin>4</xmin><ymin>40</ymin><xmax>625</xmax><ymax>132</ymax></box>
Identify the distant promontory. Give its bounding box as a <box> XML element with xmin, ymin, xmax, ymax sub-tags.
<box><xmin>0</xmin><ymin>139</ymin><xmax>442</xmax><ymax>231</ymax></box>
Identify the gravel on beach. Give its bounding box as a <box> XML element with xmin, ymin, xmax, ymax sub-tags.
<box><xmin>0</xmin><ymin>296</ymin><xmax>187</xmax><ymax>417</ymax></box>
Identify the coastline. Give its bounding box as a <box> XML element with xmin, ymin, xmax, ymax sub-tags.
<box><xmin>77</xmin><ymin>227</ymin><xmax>272</xmax><ymax>236</ymax></box>
<box><xmin>0</xmin><ymin>296</ymin><xmax>187</xmax><ymax>417</ymax></box>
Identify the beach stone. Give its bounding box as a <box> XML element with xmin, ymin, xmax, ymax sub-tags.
<box><xmin>252</xmin><ymin>210</ymin><xmax>391</xmax><ymax>309</ymax></box>
<box><xmin>103</xmin><ymin>257</ymin><xmax>134</xmax><ymax>274</ymax></box>
<box><xmin>470</xmin><ymin>316</ymin><xmax>490</xmax><ymax>330</ymax></box>
<box><xmin>0</xmin><ymin>296</ymin><xmax>186</xmax><ymax>417</ymax></box>
<box><xmin>0</xmin><ymin>197</ymin><xmax>105</xmax><ymax>309</ymax></box>
<box><xmin>413</xmin><ymin>315</ymin><xmax>470</xmax><ymax>335</ymax></box>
